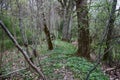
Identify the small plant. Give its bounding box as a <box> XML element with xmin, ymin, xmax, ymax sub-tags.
<box><xmin>40</xmin><ymin>40</ymin><xmax>109</xmax><ymax>80</ymax></box>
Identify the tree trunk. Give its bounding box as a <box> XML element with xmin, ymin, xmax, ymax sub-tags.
<box><xmin>62</xmin><ymin>7</ymin><xmax>69</xmax><ymax>41</ymax></box>
<box><xmin>16</xmin><ymin>0</ymin><xmax>34</xmax><ymax>63</ymax></box>
<box><xmin>58</xmin><ymin>0</ymin><xmax>74</xmax><ymax>42</ymax></box>
<box><xmin>43</xmin><ymin>23</ymin><xmax>53</xmax><ymax>50</ymax></box>
<box><xmin>76</xmin><ymin>0</ymin><xmax>90</xmax><ymax>59</ymax></box>
<box><xmin>43</xmin><ymin>14</ymin><xmax>53</xmax><ymax>50</ymax></box>
<box><xmin>103</xmin><ymin>0</ymin><xmax>117</xmax><ymax>65</ymax></box>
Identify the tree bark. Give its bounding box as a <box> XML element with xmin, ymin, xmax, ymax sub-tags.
<box><xmin>42</xmin><ymin>13</ymin><xmax>53</xmax><ymax>50</ymax></box>
<box><xmin>62</xmin><ymin>6</ymin><xmax>68</xmax><ymax>41</ymax></box>
<box><xmin>76</xmin><ymin>0</ymin><xmax>90</xmax><ymax>59</ymax></box>
<box><xmin>43</xmin><ymin>21</ymin><xmax>53</xmax><ymax>50</ymax></box>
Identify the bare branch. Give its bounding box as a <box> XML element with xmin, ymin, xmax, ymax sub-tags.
<box><xmin>0</xmin><ymin>20</ymin><xmax>47</xmax><ymax>80</ymax></box>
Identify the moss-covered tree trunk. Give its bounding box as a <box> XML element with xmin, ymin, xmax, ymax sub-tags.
<box><xmin>76</xmin><ymin>0</ymin><xmax>90</xmax><ymax>59</ymax></box>
<box><xmin>43</xmin><ymin>22</ymin><xmax>53</xmax><ymax>50</ymax></box>
<box><xmin>42</xmin><ymin>13</ymin><xmax>53</xmax><ymax>50</ymax></box>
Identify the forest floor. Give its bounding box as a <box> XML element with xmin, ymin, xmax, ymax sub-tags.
<box><xmin>1</xmin><ymin>40</ymin><xmax>119</xmax><ymax>80</ymax></box>
<box><xmin>101</xmin><ymin>63</ymin><xmax>120</xmax><ymax>80</ymax></box>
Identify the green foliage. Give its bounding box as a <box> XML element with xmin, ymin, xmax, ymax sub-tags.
<box><xmin>1</xmin><ymin>40</ymin><xmax>109</xmax><ymax>80</ymax></box>
<box><xmin>0</xmin><ymin>15</ymin><xmax>19</xmax><ymax>49</ymax></box>
<box><xmin>0</xmin><ymin>14</ymin><xmax>33</xmax><ymax>49</ymax></box>
<box><xmin>54</xmin><ymin>40</ymin><xmax>77</xmax><ymax>55</ymax></box>
<box><xmin>0</xmin><ymin>40</ymin><xmax>14</xmax><ymax>50</ymax></box>
<box><xmin>66</xmin><ymin>57</ymin><xmax>109</xmax><ymax>80</ymax></box>
<box><xmin>40</xmin><ymin>40</ymin><xmax>109</xmax><ymax>80</ymax></box>
<box><xmin>19</xmin><ymin>70</ymin><xmax>35</xmax><ymax>80</ymax></box>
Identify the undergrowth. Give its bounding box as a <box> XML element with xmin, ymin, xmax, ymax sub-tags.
<box><xmin>1</xmin><ymin>40</ymin><xmax>109</xmax><ymax>80</ymax></box>
<box><xmin>40</xmin><ymin>40</ymin><xmax>109</xmax><ymax>80</ymax></box>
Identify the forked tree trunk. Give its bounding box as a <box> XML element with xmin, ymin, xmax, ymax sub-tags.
<box><xmin>58</xmin><ymin>0</ymin><xmax>74</xmax><ymax>42</ymax></box>
<box><xmin>76</xmin><ymin>0</ymin><xmax>90</xmax><ymax>59</ymax></box>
